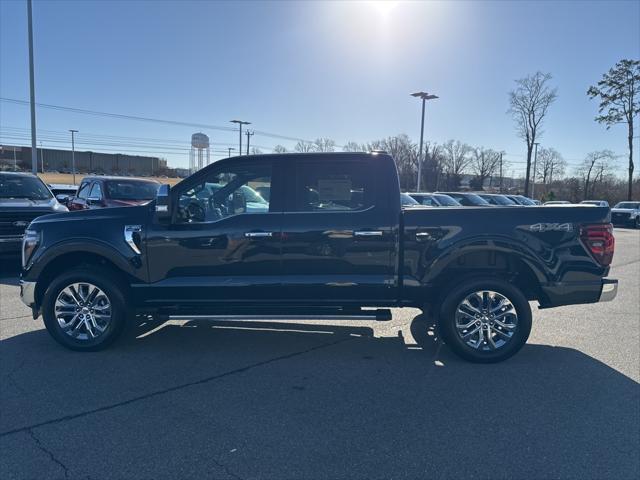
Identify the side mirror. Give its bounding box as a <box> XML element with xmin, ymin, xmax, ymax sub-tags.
<box><xmin>56</xmin><ymin>194</ymin><xmax>70</xmax><ymax>204</ymax></box>
<box><xmin>155</xmin><ymin>184</ymin><xmax>171</xmax><ymax>220</ymax></box>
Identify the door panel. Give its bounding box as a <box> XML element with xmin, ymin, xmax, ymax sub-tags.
<box><xmin>279</xmin><ymin>159</ymin><xmax>397</xmax><ymax>303</ymax></box>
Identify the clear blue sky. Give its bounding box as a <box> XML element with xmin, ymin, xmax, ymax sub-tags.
<box><xmin>1</xmin><ymin>0</ymin><xmax>639</xmax><ymax>173</ymax></box>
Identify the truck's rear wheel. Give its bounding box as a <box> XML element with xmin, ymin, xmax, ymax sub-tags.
<box><xmin>437</xmin><ymin>278</ymin><xmax>532</xmax><ymax>363</ymax></box>
<box><xmin>42</xmin><ymin>267</ymin><xmax>128</xmax><ymax>351</ymax></box>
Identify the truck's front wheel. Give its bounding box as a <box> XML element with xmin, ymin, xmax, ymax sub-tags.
<box><xmin>437</xmin><ymin>278</ymin><xmax>532</xmax><ymax>363</ymax></box>
<box><xmin>42</xmin><ymin>267</ymin><xmax>128</xmax><ymax>351</ymax></box>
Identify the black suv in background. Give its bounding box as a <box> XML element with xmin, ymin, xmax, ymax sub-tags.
<box><xmin>0</xmin><ymin>172</ymin><xmax>68</xmax><ymax>257</ymax></box>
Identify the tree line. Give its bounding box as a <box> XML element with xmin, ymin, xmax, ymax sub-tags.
<box><xmin>271</xmin><ymin>58</ymin><xmax>638</xmax><ymax>203</ymax></box>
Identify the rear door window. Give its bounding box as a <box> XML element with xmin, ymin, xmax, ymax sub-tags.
<box><xmin>292</xmin><ymin>161</ymin><xmax>375</xmax><ymax>212</ymax></box>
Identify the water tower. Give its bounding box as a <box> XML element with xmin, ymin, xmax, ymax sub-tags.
<box><xmin>189</xmin><ymin>132</ymin><xmax>210</xmax><ymax>173</ymax></box>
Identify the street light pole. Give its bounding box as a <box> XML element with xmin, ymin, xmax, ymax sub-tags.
<box><xmin>27</xmin><ymin>0</ymin><xmax>38</xmax><ymax>175</ymax></box>
<box><xmin>69</xmin><ymin>129</ymin><xmax>78</xmax><ymax>185</ymax></box>
<box><xmin>228</xmin><ymin>147</ymin><xmax>234</xmax><ymax>158</ymax></box>
<box><xmin>40</xmin><ymin>141</ymin><xmax>44</xmax><ymax>172</ymax></box>
<box><xmin>532</xmin><ymin>142</ymin><xmax>540</xmax><ymax>199</ymax></box>
<box><xmin>230</xmin><ymin>120</ymin><xmax>251</xmax><ymax>155</ymax></box>
<box><xmin>411</xmin><ymin>91</ymin><xmax>438</xmax><ymax>192</ymax></box>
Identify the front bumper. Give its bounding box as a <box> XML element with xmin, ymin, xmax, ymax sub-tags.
<box><xmin>598</xmin><ymin>279</ymin><xmax>618</xmax><ymax>302</ymax></box>
<box><xmin>20</xmin><ymin>280</ymin><xmax>36</xmax><ymax>308</ymax></box>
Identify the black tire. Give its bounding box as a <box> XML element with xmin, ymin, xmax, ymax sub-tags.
<box><xmin>42</xmin><ymin>266</ymin><xmax>129</xmax><ymax>351</ymax></box>
<box><xmin>437</xmin><ymin>277</ymin><xmax>532</xmax><ymax>363</ymax></box>
<box><xmin>635</xmin><ymin>216</ymin><xmax>640</xmax><ymax>229</ymax></box>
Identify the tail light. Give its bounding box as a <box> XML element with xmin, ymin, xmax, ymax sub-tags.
<box><xmin>580</xmin><ymin>223</ymin><xmax>615</xmax><ymax>266</ymax></box>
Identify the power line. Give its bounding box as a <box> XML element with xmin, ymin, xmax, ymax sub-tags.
<box><xmin>0</xmin><ymin>97</ymin><xmax>319</xmax><ymax>144</ymax></box>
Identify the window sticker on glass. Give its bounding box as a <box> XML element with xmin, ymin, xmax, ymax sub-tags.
<box><xmin>317</xmin><ymin>178</ymin><xmax>352</xmax><ymax>201</ymax></box>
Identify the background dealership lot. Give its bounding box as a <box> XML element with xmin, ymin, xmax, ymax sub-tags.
<box><xmin>0</xmin><ymin>228</ymin><xmax>638</xmax><ymax>479</ymax></box>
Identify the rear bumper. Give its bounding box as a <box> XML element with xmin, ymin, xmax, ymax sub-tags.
<box><xmin>539</xmin><ymin>278</ymin><xmax>618</xmax><ymax>308</ymax></box>
<box><xmin>598</xmin><ymin>279</ymin><xmax>618</xmax><ymax>302</ymax></box>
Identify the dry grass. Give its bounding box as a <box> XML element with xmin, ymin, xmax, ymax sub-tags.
<box><xmin>39</xmin><ymin>173</ymin><xmax>183</xmax><ymax>186</ymax></box>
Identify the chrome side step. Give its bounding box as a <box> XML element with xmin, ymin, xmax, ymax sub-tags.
<box><xmin>168</xmin><ymin>309</ymin><xmax>392</xmax><ymax>322</ymax></box>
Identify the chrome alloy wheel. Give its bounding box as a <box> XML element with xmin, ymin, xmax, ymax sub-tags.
<box><xmin>54</xmin><ymin>283</ymin><xmax>112</xmax><ymax>341</ymax></box>
<box><xmin>455</xmin><ymin>290</ymin><xmax>518</xmax><ymax>351</ymax></box>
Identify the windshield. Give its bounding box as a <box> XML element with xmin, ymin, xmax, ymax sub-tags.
<box><xmin>0</xmin><ymin>174</ymin><xmax>52</xmax><ymax>200</ymax></box>
<box><xmin>446</xmin><ymin>193</ymin><xmax>490</xmax><ymax>206</ymax></box>
<box><xmin>105</xmin><ymin>180</ymin><xmax>159</xmax><ymax>201</ymax></box>
<box><xmin>481</xmin><ymin>194</ymin><xmax>516</xmax><ymax>205</ymax></box>
<box><xmin>433</xmin><ymin>194</ymin><xmax>460</xmax><ymax>206</ymax></box>
<box><xmin>614</xmin><ymin>202</ymin><xmax>640</xmax><ymax>209</ymax></box>
<box><xmin>401</xmin><ymin>193</ymin><xmax>419</xmax><ymax>206</ymax></box>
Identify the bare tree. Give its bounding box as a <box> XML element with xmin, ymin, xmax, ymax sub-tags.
<box><xmin>508</xmin><ymin>72</ymin><xmax>558</xmax><ymax>196</ymax></box>
<box><xmin>588</xmin><ymin>59</ymin><xmax>640</xmax><ymax>200</ymax></box>
<box><xmin>441</xmin><ymin>140</ymin><xmax>471</xmax><ymax>190</ymax></box>
<box><xmin>535</xmin><ymin>147</ymin><xmax>566</xmax><ymax>185</ymax></box>
<box><xmin>343</xmin><ymin>141</ymin><xmax>365</xmax><ymax>152</ymax></box>
<box><xmin>250</xmin><ymin>147</ymin><xmax>263</xmax><ymax>155</ymax></box>
<box><xmin>273</xmin><ymin>145</ymin><xmax>287</xmax><ymax>153</ymax></box>
<box><xmin>577</xmin><ymin>150</ymin><xmax>616</xmax><ymax>200</ymax></box>
<box><xmin>294</xmin><ymin>141</ymin><xmax>314</xmax><ymax>153</ymax></box>
<box><xmin>313</xmin><ymin>138</ymin><xmax>336</xmax><ymax>152</ymax></box>
<box><xmin>470</xmin><ymin>147</ymin><xmax>500</xmax><ymax>190</ymax></box>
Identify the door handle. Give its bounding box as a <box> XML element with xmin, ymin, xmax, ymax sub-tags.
<box><xmin>354</xmin><ymin>230</ymin><xmax>383</xmax><ymax>237</ymax></box>
<box><xmin>244</xmin><ymin>231</ymin><xmax>273</xmax><ymax>238</ymax></box>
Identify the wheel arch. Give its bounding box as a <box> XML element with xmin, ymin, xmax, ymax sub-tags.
<box><xmin>33</xmin><ymin>245</ymin><xmax>138</xmax><ymax>308</ymax></box>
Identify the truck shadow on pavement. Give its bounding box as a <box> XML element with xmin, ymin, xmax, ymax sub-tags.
<box><xmin>1</xmin><ymin>315</ymin><xmax>639</xmax><ymax>479</ymax></box>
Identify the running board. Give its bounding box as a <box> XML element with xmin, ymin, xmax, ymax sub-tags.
<box><xmin>167</xmin><ymin>309</ymin><xmax>392</xmax><ymax>322</ymax></box>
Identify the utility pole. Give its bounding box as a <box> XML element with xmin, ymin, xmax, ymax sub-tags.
<box><xmin>40</xmin><ymin>141</ymin><xmax>44</xmax><ymax>172</ymax></box>
<box><xmin>69</xmin><ymin>129</ymin><xmax>78</xmax><ymax>185</ymax></box>
<box><xmin>532</xmin><ymin>142</ymin><xmax>540</xmax><ymax>199</ymax></box>
<box><xmin>228</xmin><ymin>147</ymin><xmax>235</xmax><ymax>158</ymax></box>
<box><xmin>245</xmin><ymin>130</ymin><xmax>254</xmax><ymax>155</ymax></box>
<box><xmin>230</xmin><ymin>120</ymin><xmax>250</xmax><ymax>155</ymax></box>
<box><xmin>13</xmin><ymin>146</ymin><xmax>17</xmax><ymax>171</ymax></box>
<box><xmin>411</xmin><ymin>91</ymin><xmax>438</xmax><ymax>192</ymax></box>
<box><xmin>27</xmin><ymin>0</ymin><xmax>38</xmax><ymax>175</ymax></box>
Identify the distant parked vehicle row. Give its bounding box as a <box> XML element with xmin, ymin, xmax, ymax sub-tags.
<box><xmin>408</xmin><ymin>192</ymin><xmax>461</xmax><ymax>207</ymax></box>
<box><xmin>611</xmin><ymin>201</ymin><xmax>640</xmax><ymax>228</ymax></box>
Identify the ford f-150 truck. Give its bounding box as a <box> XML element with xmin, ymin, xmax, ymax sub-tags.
<box><xmin>20</xmin><ymin>153</ymin><xmax>618</xmax><ymax>362</ymax></box>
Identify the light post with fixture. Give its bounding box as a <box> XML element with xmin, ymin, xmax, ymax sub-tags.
<box><xmin>411</xmin><ymin>91</ymin><xmax>438</xmax><ymax>192</ymax></box>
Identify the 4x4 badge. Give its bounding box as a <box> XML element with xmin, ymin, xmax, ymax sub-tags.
<box><xmin>530</xmin><ymin>223</ymin><xmax>573</xmax><ymax>232</ymax></box>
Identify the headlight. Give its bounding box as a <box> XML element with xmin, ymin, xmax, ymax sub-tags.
<box><xmin>53</xmin><ymin>202</ymin><xmax>69</xmax><ymax>212</ymax></box>
<box><xmin>22</xmin><ymin>229</ymin><xmax>41</xmax><ymax>268</ymax></box>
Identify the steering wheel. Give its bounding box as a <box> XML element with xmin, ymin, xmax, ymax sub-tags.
<box><xmin>184</xmin><ymin>201</ymin><xmax>205</xmax><ymax>222</ymax></box>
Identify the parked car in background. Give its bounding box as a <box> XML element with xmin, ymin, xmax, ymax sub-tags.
<box><xmin>437</xmin><ymin>192</ymin><xmax>492</xmax><ymax>206</ymax></box>
<box><xmin>611</xmin><ymin>201</ymin><xmax>640</xmax><ymax>228</ymax></box>
<box><xmin>0</xmin><ymin>172</ymin><xmax>68</xmax><ymax>256</ymax></box>
<box><xmin>505</xmin><ymin>195</ymin><xmax>537</xmax><ymax>206</ymax></box>
<box><xmin>477</xmin><ymin>193</ymin><xmax>519</xmax><ymax>206</ymax></box>
<box><xmin>408</xmin><ymin>192</ymin><xmax>461</xmax><ymax>207</ymax></box>
<box><xmin>580</xmin><ymin>200</ymin><xmax>609</xmax><ymax>208</ymax></box>
<box><xmin>48</xmin><ymin>183</ymin><xmax>78</xmax><ymax>205</ymax></box>
<box><xmin>544</xmin><ymin>201</ymin><xmax>572</xmax><ymax>206</ymax></box>
<box><xmin>400</xmin><ymin>193</ymin><xmax>421</xmax><ymax>207</ymax></box>
<box><xmin>67</xmin><ymin>176</ymin><xmax>161</xmax><ymax>211</ymax></box>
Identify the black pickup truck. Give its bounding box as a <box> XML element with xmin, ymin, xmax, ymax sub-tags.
<box><xmin>20</xmin><ymin>153</ymin><xmax>618</xmax><ymax>362</ymax></box>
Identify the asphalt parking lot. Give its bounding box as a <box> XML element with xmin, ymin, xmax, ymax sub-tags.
<box><xmin>1</xmin><ymin>228</ymin><xmax>639</xmax><ymax>480</ymax></box>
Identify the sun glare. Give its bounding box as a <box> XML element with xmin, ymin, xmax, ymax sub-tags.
<box><xmin>371</xmin><ymin>0</ymin><xmax>399</xmax><ymax>17</ymax></box>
